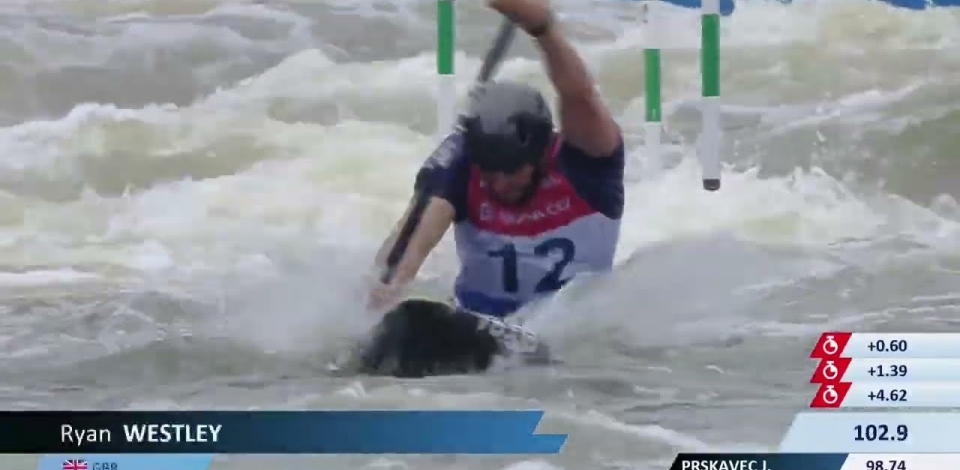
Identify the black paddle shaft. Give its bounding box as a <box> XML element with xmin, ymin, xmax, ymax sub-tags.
<box><xmin>380</xmin><ymin>19</ymin><xmax>516</xmax><ymax>284</ymax></box>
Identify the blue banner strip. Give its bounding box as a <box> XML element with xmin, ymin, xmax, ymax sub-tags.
<box><xmin>2</xmin><ymin>410</ymin><xmax>565</xmax><ymax>454</ymax></box>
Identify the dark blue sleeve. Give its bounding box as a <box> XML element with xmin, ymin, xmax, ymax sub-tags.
<box><xmin>557</xmin><ymin>138</ymin><xmax>625</xmax><ymax>220</ymax></box>
<box><xmin>414</xmin><ymin>133</ymin><xmax>470</xmax><ymax>222</ymax></box>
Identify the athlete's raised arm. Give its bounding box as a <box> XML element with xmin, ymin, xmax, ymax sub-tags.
<box><xmin>488</xmin><ymin>0</ymin><xmax>621</xmax><ymax>159</ymax></box>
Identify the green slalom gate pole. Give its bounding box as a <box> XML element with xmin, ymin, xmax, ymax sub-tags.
<box><xmin>642</xmin><ymin>0</ymin><xmax>662</xmax><ymax>167</ymax></box>
<box><xmin>437</xmin><ymin>0</ymin><xmax>456</xmax><ymax>140</ymax></box>
<box><xmin>700</xmin><ymin>0</ymin><xmax>721</xmax><ymax>191</ymax></box>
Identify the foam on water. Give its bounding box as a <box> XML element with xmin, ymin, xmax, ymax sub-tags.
<box><xmin>0</xmin><ymin>268</ymin><xmax>100</xmax><ymax>286</ymax></box>
<box><xmin>0</xmin><ymin>0</ymin><xmax>956</xmax><ymax>347</ymax></box>
<box><xmin>0</xmin><ymin>0</ymin><xmax>956</xmax><ymax>368</ymax></box>
<box><xmin>1</xmin><ymin>50</ymin><xmax>954</xmax><ymax>265</ymax></box>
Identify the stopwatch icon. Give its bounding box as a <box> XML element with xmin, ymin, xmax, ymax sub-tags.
<box><xmin>822</xmin><ymin>385</ymin><xmax>839</xmax><ymax>405</ymax></box>
<box><xmin>822</xmin><ymin>360</ymin><xmax>839</xmax><ymax>381</ymax></box>
<box><xmin>822</xmin><ymin>335</ymin><xmax>839</xmax><ymax>356</ymax></box>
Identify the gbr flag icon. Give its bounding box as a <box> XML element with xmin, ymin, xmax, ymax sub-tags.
<box><xmin>810</xmin><ymin>382</ymin><xmax>852</xmax><ymax>408</ymax></box>
<box><xmin>810</xmin><ymin>332</ymin><xmax>853</xmax><ymax>359</ymax></box>
<box><xmin>811</xmin><ymin>357</ymin><xmax>852</xmax><ymax>384</ymax></box>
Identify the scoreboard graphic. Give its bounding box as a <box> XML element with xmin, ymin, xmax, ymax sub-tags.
<box><xmin>808</xmin><ymin>332</ymin><xmax>960</xmax><ymax>408</ymax></box>
<box><xmin>768</xmin><ymin>332</ymin><xmax>960</xmax><ymax>469</ymax></box>
<box><xmin>672</xmin><ymin>332</ymin><xmax>960</xmax><ymax>469</ymax></box>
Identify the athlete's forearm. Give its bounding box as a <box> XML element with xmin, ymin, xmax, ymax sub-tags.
<box><xmin>535</xmin><ymin>26</ymin><xmax>595</xmax><ymax>100</ymax></box>
<box><xmin>383</xmin><ymin>197</ymin><xmax>454</xmax><ymax>285</ymax></box>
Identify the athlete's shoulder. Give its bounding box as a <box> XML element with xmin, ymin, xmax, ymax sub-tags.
<box><xmin>555</xmin><ymin>137</ymin><xmax>625</xmax><ymax>220</ymax></box>
<box><xmin>556</xmin><ymin>137</ymin><xmax>626</xmax><ymax>173</ymax></box>
<box><xmin>415</xmin><ymin>133</ymin><xmax>467</xmax><ymax>190</ymax></box>
<box><xmin>415</xmin><ymin>132</ymin><xmax>470</xmax><ymax>218</ymax></box>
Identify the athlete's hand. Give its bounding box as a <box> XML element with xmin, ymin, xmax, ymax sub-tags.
<box><xmin>487</xmin><ymin>0</ymin><xmax>554</xmax><ymax>37</ymax></box>
<box><xmin>366</xmin><ymin>280</ymin><xmax>405</xmax><ymax>313</ymax></box>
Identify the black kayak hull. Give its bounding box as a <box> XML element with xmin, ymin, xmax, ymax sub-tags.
<box><xmin>352</xmin><ymin>298</ymin><xmax>550</xmax><ymax>378</ymax></box>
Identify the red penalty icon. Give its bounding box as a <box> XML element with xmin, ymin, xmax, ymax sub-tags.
<box><xmin>810</xmin><ymin>382</ymin><xmax>852</xmax><ymax>408</ymax></box>
<box><xmin>810</xmin><ymin>332</ymin><xmax>853</xmax><ymax>359</ymax></box>
<box><xmin>810</xmin><ymin>357</ymin><xmax>852</xmax><ymax>384</ymax></box>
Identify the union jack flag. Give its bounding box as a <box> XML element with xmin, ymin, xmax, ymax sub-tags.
<box><xmin>62</xmin><ymin>459</ymin><xmax>87</xmax><ymax>470</ymax></box>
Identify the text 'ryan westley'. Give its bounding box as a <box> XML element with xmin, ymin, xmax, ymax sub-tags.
<box><xmin>61</xmin><ymin>424</ymin><xmax>222</xmax><ymax>446</ymax></box>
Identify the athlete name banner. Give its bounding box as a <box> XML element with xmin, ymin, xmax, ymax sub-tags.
<box><xmin>671</xmin><ymin>453</ymin><xmax>960</xmax><ymax>470</ymax></box>
<box><xmin>669</xmin><ymin>453</ymin><xmax>848</xmax><ymax>470</ymax></box>
<box><xmin>0</xmin><ymin>410</ymin><xmax>566</xmax><ymax>454</ymax></box>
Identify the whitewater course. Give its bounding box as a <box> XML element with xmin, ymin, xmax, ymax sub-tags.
<box><xmin>1</xmin><ymin>0</ymin><xmax>959</xmax><ymax>468</ymax></box>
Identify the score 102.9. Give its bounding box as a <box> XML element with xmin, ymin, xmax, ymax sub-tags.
<box><xmin>854</xmin><ymin>424</ymin><xmax>908</xmax><ymax>442</ymax></box>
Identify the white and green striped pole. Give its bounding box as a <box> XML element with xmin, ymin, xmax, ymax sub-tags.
<box><xmin>642</xmin><ymin>0</ymin><xmax>662</xmax><ymax>165</ymax></box>
<box><xmin>436</xmin><ymin>0</ymin><xmax>456</xmax><ymax>140</ymax></box>
<box><xmin>700</xmin><ymin>0</ymin><xmax>721</xmax><ymax>191</ymax></box>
